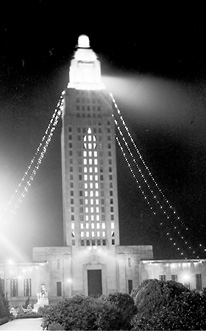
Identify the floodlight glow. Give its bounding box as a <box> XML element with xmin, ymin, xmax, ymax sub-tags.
<box><xmin>7</xmin><ymin>259</ymin><xmax>14</xmax><ymax>265</ymax></box>
<box><xmin>180</xmin><ymin>272</ymin><xmax>191</xmax><ymax>283</ymax></box>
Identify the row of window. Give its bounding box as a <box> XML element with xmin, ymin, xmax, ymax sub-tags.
<box><xmin>76</xmin><ymin>105</ymin><xmax>101</xmax><ymax>111</ymax></box>
<box><xmin>0</xmin><ymin>279</ymin><xmax>32</xmax><ymax>297</ymax></box>
<box><xmin>159</xmin><ymin>273</ymin><xmax>202</xmax><ymax>290</ymax></box>
<box><xmin>73</xmin><ymin>222</ymin><xmax>115</xmax><ymax>230</ymax></box>
<box><xmin>76</xmin><ymin>96</ymin><xmax>101</xmax><ymax>104</ymax></box>
<box><xmin>76</xmin><ymin>113</ymin><xmax>101</xmax><ymax>118</ymax></box>
<box><xmin>69</xmin><ymin>127</ymin><xmax>111</xmax><ymax>134</ymax></box>
<box><xmin>68</xmin><ymin>150</ymin><xmax>112</xmax><ymax>158</ymax></box>
<box><xmin>80</xmin><ymin>238</ymin><xmax>115</xmax><ymax>246</ymax></box>
<box><xmin>68</xmin><ymin>121</ymin><xmax>112</xmax><ymax>134</ymax></box>
<box><xmin>1</xmin><ymin>279</ymin><xmax>63</xmax><ymax>298</ymax></box>
<box><xmin>70</xmin><ymin>197</ymin><xmax>115</xmax><ymax>207</ymax></box>
<box><xmin>68</xmin><ymin>142</ymin><xmax>113</xmax><ymax>150</ymax></box>
<box><xmin>70</xmin><ymin>194</ymin><xmax>113</xmax><ymax>205</ymax></box>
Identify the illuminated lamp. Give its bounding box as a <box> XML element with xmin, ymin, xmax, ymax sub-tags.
<box><xmin>7</xmin><ymin>259</ymin><xmax>14</xmax><ymax>265</ymax></box>
<box><xmin>180</xmin><ymin>272</ymin><xmax>191</xmax><ymax>283</ymax></box>
<box><xmin>78</xmin><ymin>35</ymin><xmax>90</xmax><ymax>48</ymax></box>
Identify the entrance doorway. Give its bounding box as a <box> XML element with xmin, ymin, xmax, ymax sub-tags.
<box><xmin>87</xmin><ymin>269</ymin><xmax>102</xmax><ymax>298</ymax></box>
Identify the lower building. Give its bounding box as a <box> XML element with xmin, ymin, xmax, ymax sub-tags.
<box><xmin>139</xmin><ymin>258</ymin><xmax>206</xmax><ymax>291</ymax></box>
<box><xmin>1</xmin><ymin>249</ymin><xmax>206</xmax><ymax>308</ymax></box>
<box><xmin>0</xmin><ymin>244</ymin><xmax>153</xmax><ymax>308</ymax></box>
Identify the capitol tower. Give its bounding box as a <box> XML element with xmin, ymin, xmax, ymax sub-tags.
<box><xmin>33</xmin><ymin>35</ymin><xmax>153</xmax><ymax>299</ymax></box>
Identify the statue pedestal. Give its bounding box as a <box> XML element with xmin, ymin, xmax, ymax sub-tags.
<box><xmin>33</xmin><ymin>297</ymin><xmax>49</xmax><ymax>312</ymax></box>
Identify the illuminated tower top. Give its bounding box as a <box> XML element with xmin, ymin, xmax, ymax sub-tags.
<box><xmin>68</xmin><ymin>34</ymin><xmax>105</xmax><ymax>90</ymax></box>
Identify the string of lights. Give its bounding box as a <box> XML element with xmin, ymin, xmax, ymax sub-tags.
<box><xmin>115</xmin><ymin>135</ymin><xmax>187</xmax><ymax>258</ymax></box>
<box><xmin>110</xmin><ymin>92</ymin><xmax>206</xmax><ymax>258</ymax></box>
<box><xmin>114</xmin><ymin>115</ymin><xmax>200</xmax><ymax>258</ymax></box>
<box><xmin>5</xmin><ymin>92</ymin><xmax>65</xmax><ymax>214</ymax></box>
<box><xmin>110</xmin><ymin>92</ymin><xmax>187</xmax><ymax>226</ymax></box>
<box><xmin>1</xmin><ymin>91</ymin><xmax>65</xmax><ymax>227</ymax></box>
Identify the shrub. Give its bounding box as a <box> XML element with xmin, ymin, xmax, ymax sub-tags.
<box><xmin>0</xmin><ymin>279</ymin><xmax>9</xmax><ymax>318</ymax></box>
<box><xmin>23</xmin><ymin>296</ymin><xmax>31</xmax><ymax>309</ymax></box>
<box><xmin>41</xmin><ymin>294</ymin><xmax>129</xmax><ymax>330</ymax></box>
<box><xmin>41</xmin><ymin>295</ymin><xmax>97</xmax><ymax>330</ymax></box>
<box><xmin>0</xmin><ymin>316</ymin><xmax>10</xmax><ymax>326</ymax></box>
<box><xmin>38</xmin><ymin>305</ymin><xmax>49</xmax><ymax>316</ymax></box>
<box><xmin>100</xmin><ymin>292</ymin><xmax>136</xmax><ymax>330</ymax></box>
<box><xmin>48</xmin><ymin>322</ymin><xmax>65</xmax><ymax>330</ymax></box>
<box><xmin>131</xmin><ymin>278</ymin><xmax>189</xmax><ymax>320</ymax></box>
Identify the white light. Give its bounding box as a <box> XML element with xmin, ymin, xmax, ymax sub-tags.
<box><xmin>78</xmin><ymin>35</ymin><xmax>90</xmax><ymax>48</ymax></box>
<box><xmin>7</xmin><ymin>259</ymin><xmax>14</xmax><ymax>265</ymax></box>
<box><xmin>180</xmin><ymin>272</ymin><xmax>191</xmax><ymax>283</ymax></box>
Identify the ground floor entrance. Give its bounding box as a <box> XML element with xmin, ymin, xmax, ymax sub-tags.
<box><xmin>87</xmin><ymin>269</ymin><xmax>102</xmax><ymax>298</ymax></box>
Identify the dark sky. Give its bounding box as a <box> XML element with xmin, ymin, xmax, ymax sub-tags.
<box><xmin>1</xmin><ymin>2</ymin><xmax>206</xmax><ymax>261</ymax></box>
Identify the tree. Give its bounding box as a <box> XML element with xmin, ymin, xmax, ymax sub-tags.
<box><xmin>131</xmin><ymin>279</ymin><xmax>206</xmax><ymax>330</ymax></box>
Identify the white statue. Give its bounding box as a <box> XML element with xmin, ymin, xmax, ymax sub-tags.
<box><xmin>33</xmin><ymin>283</ymin><xmax>49</xmax><ymax>312</ymax></box>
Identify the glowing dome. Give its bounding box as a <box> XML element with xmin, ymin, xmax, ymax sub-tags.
<box><xmin>78</xmin><ymin>35</ymin><xmax>90</xmax><ymax>48</ymax></box>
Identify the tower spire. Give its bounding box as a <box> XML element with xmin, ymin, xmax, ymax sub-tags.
<box><xmin>68</xmin><ymin>34</ymin><xmax>105</xmax><ymax>90</ymax></box>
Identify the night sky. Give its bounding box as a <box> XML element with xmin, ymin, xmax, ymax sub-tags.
<box><xmin>1</xmin><ymin>2</ymin><xmax>206</xmax><ymax>261</ymax></box>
